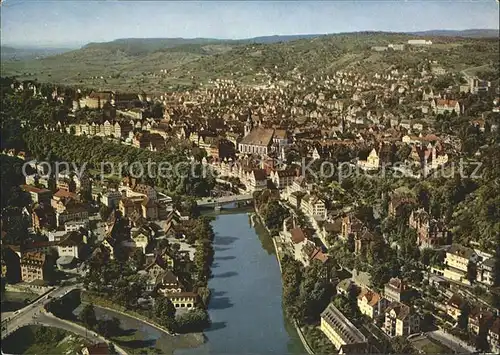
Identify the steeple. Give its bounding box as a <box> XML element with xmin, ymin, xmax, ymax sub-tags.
<box><xmin>244</xmin><ymin>109</ymin><xmax>253</xmax><ymax>136</ymax></box>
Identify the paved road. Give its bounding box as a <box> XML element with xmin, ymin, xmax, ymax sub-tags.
<box><xmin>1</xmin><ymin>284</ymin><xmax>77</xmax><ymax>339</ymax></box>
<box><xmin>1</xmin><ymin>284</ymin><xmax>128</xmax><ymax>354</ymax></box>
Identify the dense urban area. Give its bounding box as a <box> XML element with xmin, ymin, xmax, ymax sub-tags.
<box><xmin>1</xmin><ymin>30</ymin><xmax>499</xmax><ymax>355</ymax></box>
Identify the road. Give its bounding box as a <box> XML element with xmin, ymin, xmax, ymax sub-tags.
<box><xmin>1</xmin><ymin>284</ymin><xmax>128</xmax><ymax>354</ymax></box>
<box><xmin>427</xmin><ymin>329</ymin><xmax>475</xmax><ymax>353</ymax></box>
<box><xmin>1</xmin><ymin>284</ymin><xmax>78</xmax><ymax>339</ymax></box>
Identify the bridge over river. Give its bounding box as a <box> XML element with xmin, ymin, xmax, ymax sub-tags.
<box><xmin>196</xmin><ymin>193</ymin><xmax>254</xmax><ymax>207</ymax></box>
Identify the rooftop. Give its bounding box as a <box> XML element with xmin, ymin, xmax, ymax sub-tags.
<box><xmin>321</xmin><ymin>302</ymin><xmax>367</xmax><ymax>345</ymax></box>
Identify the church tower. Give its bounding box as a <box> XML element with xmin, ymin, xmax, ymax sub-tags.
<box><xmin>244</xmin><ymin>109</ymin><xmax>253</xmax><ymax>136</ymax></box>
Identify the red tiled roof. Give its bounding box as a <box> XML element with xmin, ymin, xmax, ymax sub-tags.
<box><xmin>290</xmin><ymin>228</ymin><xmax>306</xmax><ymax>244</ymax></box>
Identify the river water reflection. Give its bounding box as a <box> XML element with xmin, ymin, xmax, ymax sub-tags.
<box><xmin>177</xmin><ymin>212</ymin><xmax>306</xmax><ymax>355</ymax></box>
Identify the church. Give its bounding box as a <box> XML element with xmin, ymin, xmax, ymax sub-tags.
<box><xmin>238</xmin><ymin>111</ymin><xmax>276</xmax><ymax>156</ymax></box>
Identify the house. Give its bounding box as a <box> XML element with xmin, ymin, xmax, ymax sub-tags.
<box><xmin>357</xmin><ymin>288</ymin><xmax>388</xmax><ymax>319</ymax></box>
<box><xmin>446</xmin><ymin>294</ymin><xmax>466</xmax><ymax>321</ymax></box>
<box><xmin>476</xmin><ymin>257</ymin><xmax>495</xmax><ymax>286</ymax></box>
<box><xmin>57</xmin><ymin>231</ymin><xmax>86</xmax><ymax>259</ymax></box>
<box><xmin>488</xmin><ymin>318</ymin><xmax>500</xmax><ymax>354</ymax></box>
<box><xmin>357</xmin><ymin>148</ymin><xmax>380</xmax><ymax>170</ymax></box>
<box><xmin>354</xmin><ymin>229</ymin><xmax>378</xmax><ymax>256</ymax></box>
<box><xmin>164</xmin><ymin>291</ymin><xmax>198</xmax><ymax>310</ymax></box>
<box><xmin>20</xmin><ymin>252</ymin><xmax>50</xmax><ymax>283</ymax></box>
<box><xmin>445</xmin><ymin>244</ymin><xmax>478</xmax><ymax>273</ymax></box>
<box><xmin>409</xmin><ymin>208</ymin><xmax>447</xmax><ymax>248</ymax></box>
<box><xmin>31</xmin><ymin>203</ymin><xmax>56</xmax><ymax>231</ymax></box>
<box><xmin>383</xmin><ymin>301</ymin><xmax>420</xmax><ymax>337</ymax></box>
<box><xmin>64</xmin><ymin>220</ymin><xmax>88</xmax><ymax>232</ymax></box>
<box><xmin>101</xmin><ymin>237</ymin><xmax>117</xmax><ymax>260</ymax></box>
<box><xmin>300</xmin><ymin>193</ymin><xmax>326</xmax><ymax>220</ymax></box>
<box><xmin>320</xmin><ymin>302</ymin><xmax>368</xmax><ymax>353</ymax></box>
<box><xmin>432</xmin><ymin>99</ymin><xmax>461</xmax><ymax>115</ymax></box>
<box><xmin>55</xmin><ymin>200</ymin><xmax>89</xmax><ymax>227</ymax></box>
<box><xmin>130</xmin><ymin>230</ymin><xmax>150</xmax><ymax>254</ymax></box>
<box><xmin>270</xmin><ymin>169</ymin><xmax>297</xmax><ymax>189</ymax></box>
<box><xmin>288</xmin><ymin>191</ymin><xmax>304</xmax><ymax>209</ymax></box>
<box><xmin>21</xmin><ymin>185</ymin><xmax>52</xmax><ymax>204</ymax></box>
<box><xmin>156</xmin><ymin>269</ymin><xmax>184</xmax><ymax>296</ymax></box>
<box><xmin>141</xmin><ymin>197</ymin><xmax>158</xmax><ymax>220</ymax></box>
<box><xmin>468</xmin><ymin>307</ymin><xmax>494</xmax><ymax>336</ymax></box>
<box><xmin>247</xmin><ymin>169</ymin><xmax>268</xmax><ymax>192</ymax></box>
<box><xmin>337</xmin><ymin>279</ymin><xmax>356</xmax><ymax>297</ymax></box>
<box><xmin>57</xmin><ymin>178</ymin><xmax>76</xmax><ymax>193</ymax></box>
<box><xmin>341</xmin><ymin>214</ymin><xmax>363</xmax><ymax>241</ymax></box>
<box><xmin>384</xmin><ymin>278</ymin><xmax>414</xmax><ymax>303</ymax></box>
<box><xmin>100</xmin><ymin>190</ymin><xmax>122</xmax><ymax>208</ymax></box>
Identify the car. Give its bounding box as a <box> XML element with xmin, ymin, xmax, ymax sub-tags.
<box><xmin>14</xmin><ymin>310</ymin><xmax>20</xmax><ymax>315</ymax></box>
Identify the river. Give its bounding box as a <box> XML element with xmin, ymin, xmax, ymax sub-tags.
<box><xmin>177</xmin><ymin>212</ymin><xmax>305</xmax><ymax>355</ymax></box>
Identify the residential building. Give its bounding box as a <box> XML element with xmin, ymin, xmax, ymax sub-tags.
<box><xmin>409</xmin><ymin>208</ymin><xmax>447</xmax><ymax>248</ymax></box>
<box><xmin>270</xmin><ymin>169</ymin><xmax>297</xmax><ymax>189</ymax></box>
<box><xmin>21</xmin><ymin>185</ymin><xmax>52</xmax><ymax>204</ymax></box>
<box><xmin>164</xmin><ymin>292</ymin><xmax>198</xmax><ymax>310</ymax></box>
<box><xmin>300</xmin><ymin>193</ymin><xmax>327</xmax><ymax>220</ymax></box>
<box><xmin>384</xmin><ymin>278</ymin><xmax>414</xmax><ymax>303</ymax></box>
<box><xmin>468</xmin><ymin>307</ymin><xmax>494</xmax><ymax>336</ymax></box>
<box><xmin>32</xmin><ymin>203</ymin><xmax>56</xmax><ymax>231</ymax></box>
<box><xmin>488</xmin><ymin>318</ymin><xmax>500</xmax><ymax>354</ymax></box>
<box><xmin>64</xmin><ymin>220</ymin><xmax>89</xmax><ymax>232</ymax></box>
<box><xmin>446</xmin><ymin>294</ymin><xmax>466</xmax><ymax>321</ymax></box>
<box><xmin>100</xmin><ymin>190</ymin><xmax>123</xmax><ymax>208</ymax></box>
<box><xmin>357</xmin><ymin>288</ymin><xmax>389</xmax><ymax>319</ymax></box>
<box><xmin>477</xmin><ymin>257</ymin><xmax>495</xmax><ymax>286</ymax></box>
<box><xmin>247</xmin><ymin>169</ymin><xmax>268</xmax><ymax>192</ymax></box>
<box><xmin>445</xmin><ymin>244</ymin><xmax>478</xmax><ymax>273</ymax></box>
<box><xmin>432</xmin><ymin>99</ymin><xmax>461</xmax><ymax>115</ymax></box>
<box><xmin>320</xmin><ymin>302</ymin><xmax>368</xmax><ymax>353</ymax></box>
<box><xmin>357</xmin><ymin>148</ymin><xmax>380</xmax><ymax>170</ymax></box>
<box><xmin>20</xmin><ymin>252</ymin><xmax>50</xmax><ymax>283</ymax></box>
<box><xmin>383</xmin><ymin>301</ymin><xmax>420</xmax><ymax>337</ymax></box>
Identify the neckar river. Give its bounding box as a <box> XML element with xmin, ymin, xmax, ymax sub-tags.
<box><xmin>177</xmin><ymin>212</ymin><xmax>305</xmax><ymax>355</ymax></box>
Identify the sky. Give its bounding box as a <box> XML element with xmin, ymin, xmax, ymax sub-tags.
<box><xmin>1</xmin><ymin>0</ymin><xmax>499</xmax><ymax>47</ymax></box>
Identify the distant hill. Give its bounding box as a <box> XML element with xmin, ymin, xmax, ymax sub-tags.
<box><xmin>410</xmin><ymin>29</ymin><xmax>498</xmax><ymax>38</ymax></box>
<box><xmin>1</xmin><ymin>31</ymin><xmax>497</xmax><ymax>92</ymax></box>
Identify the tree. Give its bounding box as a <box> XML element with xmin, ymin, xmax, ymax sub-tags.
<box><xmin>260</xmin><ymin>200</ymin><xmax>289</xmax><ymax>232</ymax></box>
<box><xmin>153</xmin><ymin>297</ymin><xmax>176</xmax><ymax>329</ymax></box>
<box><xmin>176</xmin><ymin>308</ymin><xmax>211</xmax><ymax>333</ymax></box>
<box><xmin>79</xmin><ymin>303</ymin><xmax>98</xmax><ymax>329</ymax></box>
<box><xmin>391</xmin><ymin>336</ymin><xmax>416</xmax><ymax>354</ymax></box>
<box><xmin>96</xmin><ymin>317</ymin><xmax>122</xmax><ymax>338</ymax></box>
<box><xmin>131</xmin><ymin>249</ymin><xmax>146</xmax><ymax>270</ymax></box>
<box><xmin>466</xmin><ymin>262</ymin><xmax>477</xmax><ymax>285</ymax></box>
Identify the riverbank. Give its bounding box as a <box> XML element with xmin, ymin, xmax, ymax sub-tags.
<box><xmin>252</xmin><ymin>209</ymin><xmax>315</xmax><ymax>355</ymax></box>
<box><xmin>82</xmin><ymin>291</ymin><xmax>205</xmax><ymax>354</ymax></box>
<box><xmin>177</xmin><ymin>212</ymin><xmax>305</xmax><ymax>355</ymax></box>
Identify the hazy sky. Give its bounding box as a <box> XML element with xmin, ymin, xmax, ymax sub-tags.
<box><xmin>1</xmin><ymin>0</ymin><xmax>499</xmax><ymax>47</ymax></box>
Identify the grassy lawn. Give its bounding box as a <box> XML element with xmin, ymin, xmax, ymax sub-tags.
<box><xmin>1</xmin><ymin>325</ymin><xmax>87</xmax><ymax>354</ymax></box>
